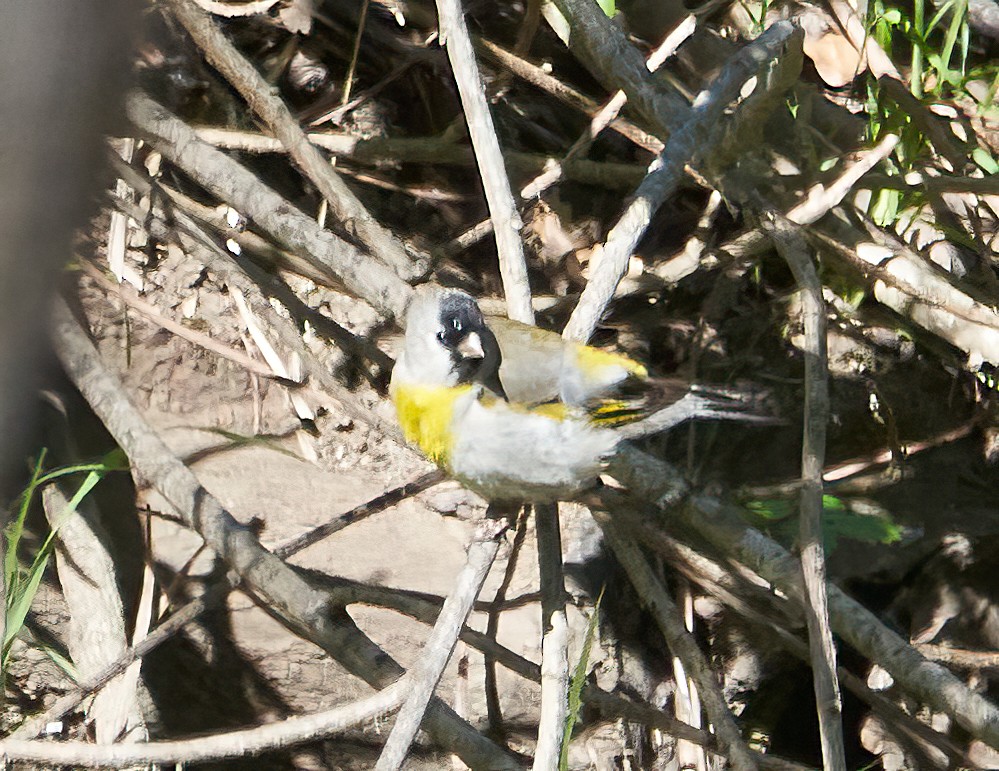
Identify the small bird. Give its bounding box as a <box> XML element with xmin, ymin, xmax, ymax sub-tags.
<box><xmin>390</xmin><ymin>285</ymin><xmax>764</xmax><ymax>502</ymax></box>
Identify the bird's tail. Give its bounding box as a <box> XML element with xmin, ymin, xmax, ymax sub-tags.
<box><xmin>616</xmin><ymin>384</ymin><xmax>777</xmax><ymax>441</ymax></box>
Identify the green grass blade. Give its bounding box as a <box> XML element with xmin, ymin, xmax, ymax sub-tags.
<box><xmin>2</xmin><ymin>451</ymin><xmax>122</xmax><ymax>670</ymax></box>
<box><xmin>912</xmin><ymin>0</ymin><xmax>925</xmax><ymax>95</ymax></box>
<box><xmin>937</xmin><ymin>0</ymin><xmax>967</xmax><ymax>88</ymax></box>
<box><xmin>559</xmin><ymin>587</ymin><xmax>604</xmax><ymax>770</ymax></box>
<box><xmin>5</xmin><ymin>452</ymin><xmax>47</xmax><ymax>587</ymax></box>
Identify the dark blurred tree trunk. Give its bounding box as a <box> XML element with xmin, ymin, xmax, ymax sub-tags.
<box><xmin>0</xmin><ymin>0</ymin><xmax>137</xmax><ymax>648</ymax></box>
<box><xmin>0</xmin><ymin>1</ymin><xmax>136</xmax><ymax>493</ymax></box>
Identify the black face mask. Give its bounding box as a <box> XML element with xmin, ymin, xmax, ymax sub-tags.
<box><xmin>437</xmin><ymin>294</ymin><xmax>507</xmax><ymax>400</ymax></box>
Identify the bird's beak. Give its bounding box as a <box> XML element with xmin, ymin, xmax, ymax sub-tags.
<box><xmin>457</xmin><ymin>331</ymin><xmax>484</xmax><ymax>359</ymax></box>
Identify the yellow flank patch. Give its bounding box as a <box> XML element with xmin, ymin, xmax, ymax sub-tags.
<box><xmin>523</xmin><ymin>401</ymin><xmax>571</xmax><ymax>420</ymax></box>
<box><xmin>573</xmin><ymin>344</ymin><xmax>648</xmax><ymax>379</ymax></box>
<box><xmin>392</xmin><ymin>384</ymin><xmax>473</xmax><ymax>466</ymax></box>
<box><xmin>480</xmin><ymin>392</ymin><xmax>570</xmax><ymax>421</ymax></box>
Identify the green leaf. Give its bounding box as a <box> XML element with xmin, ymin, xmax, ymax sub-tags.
<box><xmin>821</xmin><ymin>509</ymin><xmax>904</xmax><ymax>550</ymax></box>
<box><xmin>595</xmin><ymin>0</ymin><xmax>616</xmax><ymax>17</ymax></box>
<box><xmin>972</xmin><ymin>147</ymin><xmax>998</xmax><ymax>173</ymax></box>
<box><xmin>871</xmin><ymin>187</ymin><xmax>902</xmax><ymax>226</ymax></box>
<box><xmin>744</xmin><ymin>498</ymin><xmax>794</xmax><ymax>522</ymax></box>
<box><xmin>742</xmin><ymin>495</ymin><xmax>904</xmax><ymax>551</ymax></box>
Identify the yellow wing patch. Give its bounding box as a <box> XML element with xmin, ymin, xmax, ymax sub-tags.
<box><xmin>573</xmin><ymin>344</ymin><xmax>648</xmax><ymax>379</ymax></box>
<box><xmin>588</xmin><ymin>399</ymin><xmax>645</xmax><ymax>426</ymax></box>
<box><xmin>391</xmin><ymin>384</ymin><xmax>473</xmax><ymax>465</ymax></box>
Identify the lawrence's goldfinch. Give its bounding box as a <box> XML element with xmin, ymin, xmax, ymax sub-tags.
<box><xmin>390</xmin><ymin>285</ymin><xmax>762</xmax><ymax>502</ymax></box>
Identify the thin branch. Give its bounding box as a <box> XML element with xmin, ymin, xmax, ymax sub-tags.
<box><xmin>610</xmin><ymin>508</ymin><xmax>967</xmax><ymax>767</ymax></box>
<box><xmin>607</xmin><ymin>446</ymin><xmax>999</xmax><ymax>750</ymax></box>
<box><xmin>811</xmin><ymin>222</ymin><xmax>999</xmax><ymax>363</ymax></box>
<box><xmin>272</xmin><ymin>471</ymin><xmax>446</xmax><ymax>558</ymax></box>
<box><xmin>105</xmin><ymin>192</ymin><xmax>401</xmax><ymax>439</ymax></box>
<box><xmin>520</xmin><ymin>16</ymin><xmax>696</xmax><ymax>199</ymax></box>
<box><xmin>308</xmin><ymin>572</ymin><xmax>719</xmax><ymax>748</ymax></box>
<box><xmin>14</xmin><ymin>469</ymin><xmax>443</xmax><ymax>741</ymax></box>
<box><xmin>192</xmin><ymin>127</ymin><xmax>647</xmax><ymax>190</ymax></box>
<box><xmin>547</xmin><ymin>0</ymin><xmax>691</xmax><ymax>137</ymax></box>
<box><xmin>718</xmin><ymin>133</ymin><xmax>901</xmax><ymax>263</ymax></box>
<box><xmin>165</xmin><ymin>0</ymin><xmax>427</xmax><ymax>282</ymax></box>
<box><xmin>124</xmin><ymin>91</ymin><xmax>414</xmax><ymax>321</ymax></box>
<box><xmin>760</xmin><ymin>211</ymin><xmax>845</xmax><ymax>771</ymax></box>
<box><xmin>80</xmin><ymin>260</ymin><xmax>278</xmax><ymax>380</ymax></box>
<box><xmin>561</xmin><ymin>22</ymin><xmax>801</xmax><ymax>343</ymax></box>
<box><xmin>595</xmin><ymin>504</ymin><xmax>759</xmax><ymax>771</ymax></box>
<box><xmin>484</xmin><ymin>511</ymin><xmax>529</xmax><ymax>738</ymax></box>
<box><xmin>190</xmin><ymin>0</ymin><xmax>279</xmax><ymax>16</ymax></box>
<box><xmin>435</xmin><ymin>0</ymin><xmax>533</xmax><ymax>323</ymax></box>
<box><xmin>375</xmin><ymin>520</ymin><xmax>505</xmax><ymax>770</ymax></box>
<box><xmin>475</xmin><ymin>39</ymin><xmax>663</xmax><ymax>153</ymax></box>
<box><xmin>533</xmin><ymin>503</ymin><xmax>569</xmax><ymax>770</ymax></box>
<box><xmin>341</xmin><ymin>0</ymin><xmax>371</xmax><ymax>106</ymax></box>
<box><xmin>0</xmin><ymin>678</ymin><xmax>410</xmax><ymax>767</ymax></box>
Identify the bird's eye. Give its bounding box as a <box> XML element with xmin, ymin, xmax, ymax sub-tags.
<box><xmin>452</xmin><ymin>318</ymin><xmax>462</xmax><ymax>331</ymax></box>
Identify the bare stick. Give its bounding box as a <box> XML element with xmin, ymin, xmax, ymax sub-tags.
<box><xmin>533</xmin><ymin>503</ymin><xmax>569</xmax><ymax>770</ymax></box>
<box><xmin>548</xmin><ymin>0</ymin><xmax>690</xmax><ymax>137</ymax></box>
<box><xmin>316</xmin><ymin>571</ymin><xmax>823</xmax><ymax>769</ymax></box>
<box><xmin>719</xmin><ymin>133</ymin><xmax>900</xmax><ymax>261</ymax></box>
<box><xmin>520</xmin><ymin>16</ymin><xmax>695</xmax><ymax>199</ymax></box>
<box><xmin>476</xmin><ymin>39</ymin><xmax>663</xmax><ymax>153</ymax></box>
<box><xmin>0</xmin><ymin>678</ymin><xmax>409</xmax><ymax>767</ymax></box>
<box><xmin>484</xmin><ymin>512</ymin><xmax>529</xmax><ymax>737</ymax></box>
<box><xmin>341</xmin><ymin>0</ymin><xmax>371</xmax><ymax>106</ymax></box>
<box><xmin>761</xmin><ymin>211</ymin><xmax>845</xmax><ymax>771</ymax></box>
<box><xmin>561</xmin><ymin>22</ymin><xmax>800</xmax><ymax>343</ymax></box>
<box><xmin>166</xmin><ymin>0</ymin><xmax>426</xmax><ymax>282</ymax></box>
<box><xmin>125</xmin><ymin>91</ymin><xmax>414</xmax><ymax>321</ymax></box>
<box><xmin>609</xmin><ymin>506</ymin><xmax>966</xmax><ymax>767</ymax></box>
<box><xmin>273</xmin><ymin>470</ymin><xmax>446</xmax><ymax>558</ymax></box>
<box><xmin>435</xmin><ymin>0</ymin><xmax>533</xmax><ymax>323</ymax></box>
<box><xmin>14</xmin><ymin>469</ymin><xmax>443</xmax><ymax>741</ymax></box>
<box><xmin>104</xmin><ymin>190</ymin><xmax>402</xmax><ymax>439</ymax></box>
<box><xmin>608</xmin><ymin>445</ymin><xmax>999</xmax><ymax>749</ymax></box>
<box><xmin>80</xmin><ymin>261</ymin><xmax>278</xmax><ymax>380</ymax></box>
<box><xmin>191</xmin><ymin>0</ymin><xmax>278</xmax><ymax>16</ymax></box>
<box><xmin>812</xmin><ymin>222</ymin><xmax>999</xmax><ymax>363</ymax></box>
<box><xmin>192</xmin><ymin>127</ymin><xmax>646</xmax><ymax>190</ymax></box>
<box><xmin>375</xmin><ymin>521</ymin><xmax>505</xmax><ymax>770</ymax></box>
<box><xmin>596</xmin><ymin>506</ymin><xmax>759</xmax><ymax>771</ymax></box>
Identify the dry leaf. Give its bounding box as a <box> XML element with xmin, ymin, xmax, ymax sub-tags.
<box><xmin>278</xmin><ymin>0</ymin><xmax>313</xmax><ymax>34</ymax></box>
<box><xmin>799</xmin><ymin>8</ymin><xmax>866</xmax><ymax>87</ymax></box>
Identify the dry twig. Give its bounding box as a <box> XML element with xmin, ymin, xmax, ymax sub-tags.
<box><xmin>125</xmin><ymin>91</ymin><xmax>414</xmax><ymax>320</ymax></box>
<box><xmin>166</xmin><ymin>0</ymin><xmax>427</xmax><ymax>282</ymax></box>
<box><xmin>561</xmin><ymin>22</ymin><xmax>801</xmax><ymax>343</ymax></box>
<box><xmin>435</xmin><ymin>0</ymin><xmax>533</xmax><ymax>323</ymax></box>
<box><xmin>595</xmin><ymin>503</ymin><xmax>760</xmax><ymax>771</ymax></box>
<box><xmin>609</xmin><ymin>446</ymin><xmax>999</xmax><ymax>749</ymax></box>
<box><xmin>761</xmin><ymin>210</ymin><xmax>845</xmax><ymax>771</ymax></box>
<box><xmin>533</xmin><ymin>503</ymin><xmax>570</xmax><ymax>770</ymax></box>
<box><xmin>0</xmin><ymin>678</ymin><xmax>410</xmax><ymax>767</ymax></box>
<box><xmin>375</xmin><ymin>520</ymin><xmax>505</xmax><ymax>770</ymax></box>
